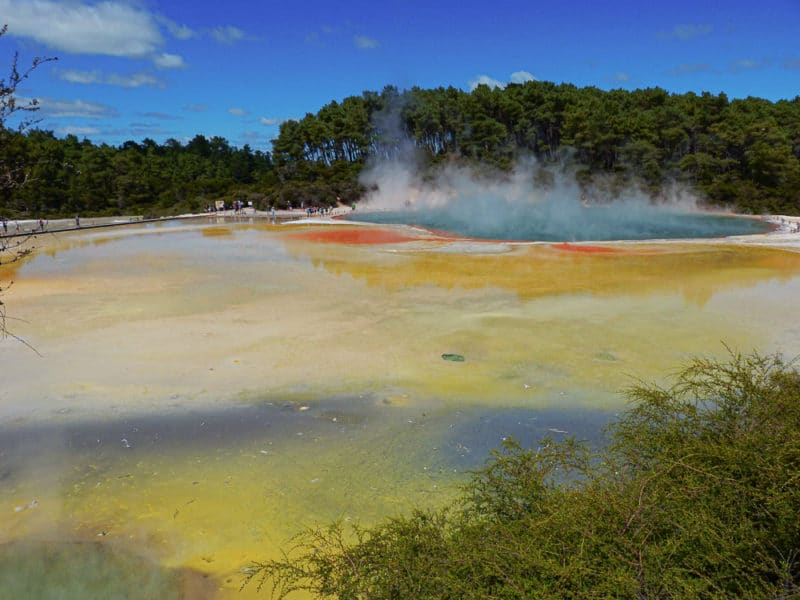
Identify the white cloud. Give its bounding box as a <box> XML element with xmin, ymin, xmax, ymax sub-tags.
<box><xmin>106</xmin><ymin>72</ymin><xmax>162</xmax><ymax>88</ymax></box>
<box><xmin>510</xmin><ymin>70</ymin><xmax>537</xmax><ymax>84</ymax></box>
<box><xmin>0</xmin><ymin>0</ymin><xmax>163</xmax><ymax>57</ymax></box>
<box><xmin>34</xmin><ymin>97</ymin><xmax>117</xmax><ymax>119</ymax></box>
<box><xmin>469</xmin><ymin>71</ymin><xmax>537</xmax><ymax>91</ymax></box>
<box><xmin>659</xmin><ymin>24</ymin><xmax>713</xmax><ymax>41</ymax></box>
<box><xmin>354</xmin><ymin>35</ymin><xmax>379</xmax><ymax>49</ymax></box>
<box><xmin>468</xmin><ymin>75</ymin><xmax>506</xmax><ymax>90</ymax></box>
<box><xmin>732</xmin><ymin>59</ymin><xmax>768</xmax><ymax>72</ymax></box>
<box><xmin>141</xmin><ymin>112</ymin><xmax>180</xmax><ymax>120</ymax></box>
<box><xmin>668</xmin><ymin>63</ymin><xmax>712</xmax><ymax>76</ymax></box>
<box><xmin>183</xmin><ymin>104</ymin><xmax>208</xmax><ymax>112</ymax></box>
<box><xmin>239</xmin><ymin>130</ymin><xmax>266</xmax><ymax>142</ymax></box>
<box><xmin>259</xmin><ymin>117</ymin><xmax>281</xmax><ymax>126</ymax></box>
<box><xmin>56</xmin><ymin>69</ymin><xmax>102</xmax><ymax>85</ymax></box>
<box><xmin>56</xmin><ymin>69</ymin><xmax>162</xmax><ymax>88</ymax></box>
<box><xmin>154</xmin><ymin>53</ymin><xmax>186</xmax><ymax>69</ymax></box>
<box><xmin>128</xmin><ymin>124</ymin><xmax>172</xmax><ymax>136</ymax></box>
<box><xmin>156</xmin><ymin>16</ymin><xmax>196</xmax><ymax>40</ymax></box>
<box><xmin>211</xmin><ymin>25</ymin><xmax>247</xmax><ymax>44</ymax></box>
<box><xmin>3</xmin><ymin>1</ymin><xmax>199</xmax><ymax>71</ymax></box>
<box><xmin>228</xmin><ymin>107</ymin><xmax>249</xmax><ymax>116</ymax></box>
<box><xmin>55</xmin><ymin>125</ymin><xmax>101</xmax><ymax>137</ymax></box>
<box><xmin>614</xmin><ymin>72</ymin><xmax>631</xmax><ymax>82</ymax></box>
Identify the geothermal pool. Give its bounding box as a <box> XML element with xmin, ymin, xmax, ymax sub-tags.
<box><xmin>346</xmin><ymin>205</ymin><xmax>770</xmax><ymax>241</ymax></box>
<box><xmin>1</xmin><ymin>218</ymin><xmax>799</xmax><ymax>598</ymax></box>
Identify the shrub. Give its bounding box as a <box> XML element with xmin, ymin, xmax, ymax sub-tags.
<box><xmin>243</xmin><ymin>351</ymin><xmax>800</xmax><ymax>599</ymax></box>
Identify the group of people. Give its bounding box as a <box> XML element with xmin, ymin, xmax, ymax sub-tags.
<box><xmin>204</xmin><ymin>200</ymin><xmax>253</xmax><ymax>215</ymax></box>
<box><xmin>0</xmin><ymin>215</ymin><xmax>82</xmax><ymax>236</ymax></box>
<box><xmin>231</xmin><ymin>199</ymin><xmax>251</xmax><ymax>214</ymax></box>
<box><xmin>775</xmin><ymin>217</ymin><xmax>800</xmax><ymax>233</ymax></box>
<box><xmin>305</xmin><ymin>206</ymin><xmax>334</xmax><ymax>217</ymax></box>
<box><xmin>1</xmin><ymin>219</ymin><xmax>20</xmax><ymax>235</ymax></box>
<box><xmin>202</xmin><ymin>198</ymin><xmax>354</xmax><ymax>220</ymax></box>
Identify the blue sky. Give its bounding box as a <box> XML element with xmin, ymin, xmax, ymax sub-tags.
<box><xmin>1</xmin><ymin>0</ymin><xmax>798</xmax><ymax>150</ymax></box>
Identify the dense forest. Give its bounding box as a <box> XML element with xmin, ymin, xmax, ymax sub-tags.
<box><xmin>2</xmin><ymin>81</ymin><xmax>800</xmax><ymax>218</ymax></box>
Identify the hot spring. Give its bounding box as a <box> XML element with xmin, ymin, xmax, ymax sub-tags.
<box><xmin>346</xmin><ymin>204</ymin><xmax>769</xmax><ymax>241</ymax></box>
<box><xmin>1</xmin><ymin>217</ymin><xmax>799</xmax><ymax>599</ymax></box>
<box><xmin>350</xmin><ymin>166</ymin><xmax>771</xmax><ymax>241</ymax></box>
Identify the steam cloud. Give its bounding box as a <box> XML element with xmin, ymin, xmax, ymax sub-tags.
<box><xmin>357</xmin><ymin>155</ymin><xmax>726</xmax><ymax>241</ymax></box>
<box><xmin>352</xmin><ymin>108</ymin><xmax>757</xmax><ymax>242</ymax></box>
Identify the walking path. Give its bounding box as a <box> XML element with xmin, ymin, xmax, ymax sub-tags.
<box><xmin>0</xmin><ymin>205</ymin><xmax>356</xmax><ymax>239</ymax></box>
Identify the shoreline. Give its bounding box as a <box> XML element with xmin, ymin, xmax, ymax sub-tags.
<box><xmin>2</xmin><ymin>209</ymin><xmax>799</xmax><ymax>249</ymax></box>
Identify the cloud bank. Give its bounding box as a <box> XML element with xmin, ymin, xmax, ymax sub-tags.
<box><xmin>32</xmin><ymin>97</ymin><xmax>118</xmax><ymax>119</ymax></box>
<box><xmin>1</xmin><ymin>0</ymin><xmax>163</xmax><ymax>57</ymax></box>
<box><xmin>1</xmin><ymin>0</ymin><xmax>248</xmax><ymax>68</ymax></box>
<box><xmin>56</xmin><ymin>69</ymin><xmax>163</xmax><ymax>88</ymax></box>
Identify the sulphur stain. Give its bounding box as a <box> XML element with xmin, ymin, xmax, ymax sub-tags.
<box><xmin>290</xmin><ymin>239</ymin><xmax>800</xmax><ymax>307</ymax></box>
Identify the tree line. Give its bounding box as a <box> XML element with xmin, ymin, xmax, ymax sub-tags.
<box><xmin>0</xmin><ymin>132</ymin><xmax>277</xmax><ymax>217</ymax></box>
<box><xmin>2</xmin><ymin>81</ymin><xmax>799</xmax><ymax>218</ymax></box>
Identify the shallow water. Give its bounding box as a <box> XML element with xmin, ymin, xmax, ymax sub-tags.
<box><xmin>1</xmin><ymin>218</ymin><xmax>799</xmax><ymax>598</ymax></box>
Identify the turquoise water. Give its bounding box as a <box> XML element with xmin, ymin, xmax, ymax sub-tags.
<box><xmin>347</xmin><ymin>206</ymin><xmax>769</xmax><ymax>241</ymax></box>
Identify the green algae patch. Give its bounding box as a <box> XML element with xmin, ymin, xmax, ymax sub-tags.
<box><xmin>0</xmin><ymin>541</ymin><xmax>215</xmax><ymax>600</ymax></box>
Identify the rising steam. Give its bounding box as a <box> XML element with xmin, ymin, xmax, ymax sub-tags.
<box><xmin>356</xmin><ymin>156</ymin><xmax>746</xmax><ymax>241</ymax></box>
<box><xmin>353</xmin><ymin>122</ymin><xmax>764</xmax><ymax>242</ymax></box>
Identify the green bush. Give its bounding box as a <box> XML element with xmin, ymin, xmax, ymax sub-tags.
<box><xmin>243</xmin><ymin>351</ymin><xmax>800</xmax><ymax>599</ymax></box>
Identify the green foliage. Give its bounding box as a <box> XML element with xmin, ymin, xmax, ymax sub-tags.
<box><xmin>243</xmin><ymin>352</ymin><xmax>800</xmax><ymax>599</ymax></box>
<box><xmin>0</xmin><ymin>131</ymin><xmax>275</xmax><ymax>218</ymax></box>
<box><xmin>269</xmin><ymin>84</ymin><xmax>799</xmax><ymax>214</ymax></box>
<box><xmin>2</xmin><ymin>81</ymin><xmax>800</xmax><ymax>217</ymax></box>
